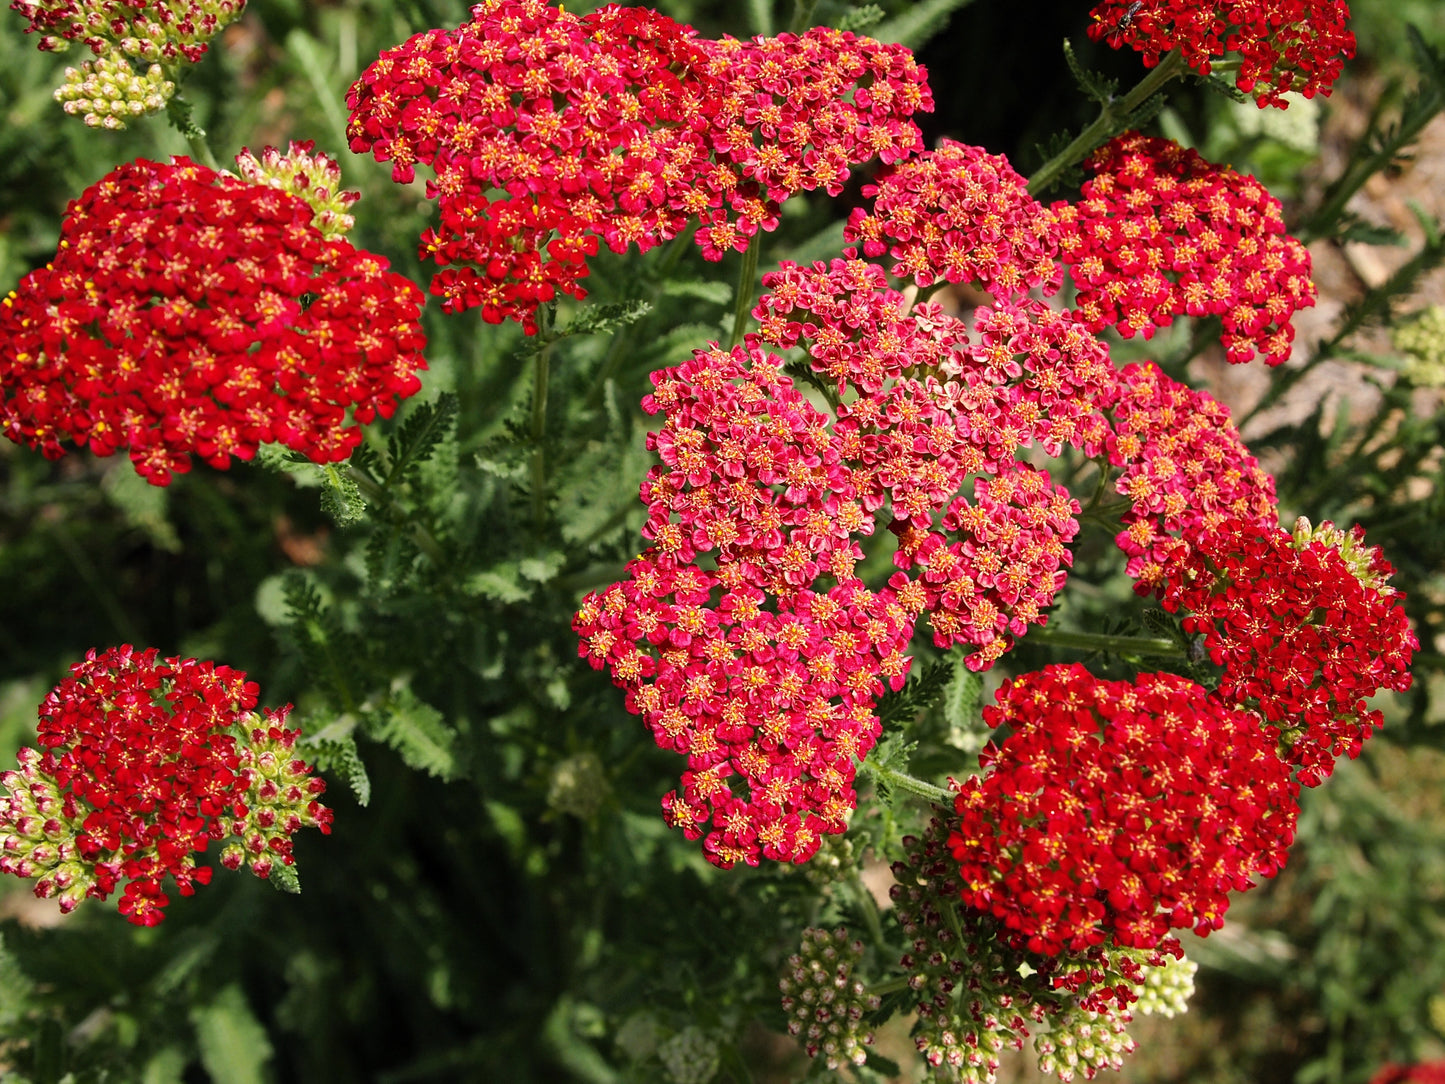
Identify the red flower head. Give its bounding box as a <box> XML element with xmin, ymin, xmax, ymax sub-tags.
<box><xmin>0</xmin><ymin>155</ymin><xmax>427</xmax><ymax>485</ymax></box>
<box><xmin>574</xmin><ymin>549</ymin><xmax>914</xmax><ymax>869</ymax></box>
<box><xmin>951</xmin><ymin>664</ymin><xmax>1300</xmax><ymax>956</ymax></box>
<box><xmin>755</xmin><ymin>255</ymin><xmax>1117</xmax><ymax>669</ymax></box>
<box><xmin>1105</xmin><ymin>361</ymin><xmax>1278</xmax><ymax>589</ymax></box>
<box><xmin>1051</xmin><ymin>133</ymin><xmax>1316</xmax><ymax>366</ymax></box>
<box><xmin>0</xmin><ymin>646</ymin><xmax>331</xmax><ymax>925</ymax></box>
<box><xmin>843</xmin><ymin>138</ymin><xmax>1061</xmax><ymax>297</ymax></box>
<box><xmin>346</xmin><ymin>0</ymin><xmax>930</xmax><ymax>331</ymax></box>
<box><xmin>1087</xmin><ymin>0</ymin><xmax>1354</xmax><ymax>108</ymax></box>
<box><xmin>1159</xmin><ymin>516</ymin><xmax>1419</xmax><ymax>787</ymax></box>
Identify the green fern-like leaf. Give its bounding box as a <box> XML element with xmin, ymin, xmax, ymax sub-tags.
<box><xmin>876</xmin><ymin>658</ymin><xmax>953</xmax><ymax>726</ymax></box>
<box><xmin>366</xmin><ymin>686</ymin><xmax>459</xmax><ymax>781</ymax></box>
<box><xmin>302</xmin><ymin>731</ymin><xmax>372</xmax><ymax>806</ymax></box>
<box><xmin>386</xmin><ymin>392</ymin><xmax>461</xmax><ymax>486</ymax></box>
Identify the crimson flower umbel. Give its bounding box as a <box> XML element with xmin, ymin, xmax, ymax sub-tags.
<box><xmin>0</xmin><ymin>155</ymin><xmax>427</xmax><ymax>484</ymax></box>
<box><xmin>1158</xmin><ymin>516</ymin><xmax>1418</xmax><ymax>787</ymax></box>
<box><xmin>1087</xmin><ymin>0</ymin><xmax>1354</xmax><ymax>108</ymax></box>
<box><xmin>0</xmin><ymin>646</ymin><xmax>331</xmax><ymax>926</ymax></box>
<box><xmin>951</xmin><ymin>664</ymin><xmax>1300</xmax><ymax>956</ymax></box>
<box><xmin>1052</xmin><ymin>133</ymin><xmax>1315</xmax><ymax>366</ymax></box>
<box><xmin>346</xmin><ymin>0</ymin><xmax>929</xmax><ymax>331</ymax></box>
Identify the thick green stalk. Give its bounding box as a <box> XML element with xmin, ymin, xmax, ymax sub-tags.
<box><xmin>1029</xmin><ymin>625</ymin><xmax>1186</xmax><ymax>658</ymax></box>
<box><xmin>726</xmin><ymin>241</ymin><xmax>762</xmax><ymax>350</ymax></box>
<box><xmin>859</xmin><ymin>760</ymin><xmax>953</xmax><ymax>806</ymax></box>
<box><xmin>346</xmin><ymin>466</ymin><xmax>449</xmax><ymax>572</ymax></box>
<box><xmin>531</xmin><ymin>304</ymin><xmax>556</xmax><ymax>530</ymax></box>
<box><xmin>1027</xmin><ymin>49</ymin><xmax>1186</xmax><ymax>196</ymax></box>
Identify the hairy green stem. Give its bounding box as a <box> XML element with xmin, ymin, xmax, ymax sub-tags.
<box><xmin>848</xmin><ymin>872</ymin><xmax>885</xmax><ymax>947</ymax></box>
<box><xmin>789</xmin><ymin>0</ymin><xmax>818</xmax><ymax>34</ymax></box>
<box><xmin>859</xmin><ymin>760</ymin><xmax>952</xmax><ymax>806</ymax></box>
<box><xmin>345</xmin><ymin>466</ymin><xmax>449</xmax><ymax>571</ymax></box>
<box><xmin>726</xmin><ymin>241</ymin><xmax>762</xmax><ymax>350</ymax></box>
<box><xmin>1027</xmin><ymin>49</ymin><xmax>1186</xmax><ymax>196</ymax></box>
<box><xmin>1029</xmin><ymin>625</ymin><xmax>1186</xmax><ymax>657</ymax></box>
<box><xmin>531</xmin><ymin>304</ymin><xmax>556</xmax><ymax>530</ymax></box>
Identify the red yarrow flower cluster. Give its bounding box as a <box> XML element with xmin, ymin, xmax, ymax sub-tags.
<box><xmin>0</xmin><ymin>646</ymin><xmax>331</xmax><ymax>926</ymax></box>
<box><xmin>893</xmin><ymin>811</ymin><xmax>1192</xmax><ymax>1082</ymax></box>
<box><xmin>574</xmin><ymin>549</ymin><xmax>914</xmax><ymax>869</ymax></box>
<box><xmin>345</xmin><ymin>0</ymin><xmax>930</xmax><ymax>331</ymax></box>
<box><xmin>1158</xmin><ymin>516</ymin><xmax>1418</xmax><ymax>787</ymax></box>
<box><xmin>843</xmin><ymin>138</ymin><xmax>1062</xmax><ymax>296</ymax></box>
<box><xmin>1105</xmin><ymin>361</ymin><xmax>1277</xmax><ymax>589</ymax></box>
<box><xmin>0</xmin><ymin>155</ymin><xmax>427</xmax><ymax>485</ymax></box>
<box><xmin>1087</xmin><ymin>0</ymin><xmax>1354</xmax><ymax>108</ymax></box>
<box><xmin>1052</xmin><ymin>133</ymin><xmax>1315</xmax><ymax>366</ymax></box>
<box><xmin>951</xmin><ymin>664</ymin><xmax>1300</xmax><ymax>956</ymax></box>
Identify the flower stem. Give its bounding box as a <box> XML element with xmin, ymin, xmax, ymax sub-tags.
<box><xmin>346</xmin><ymin>466</ymin><xmax>449</xmax><ymax>572</ymax></box>
<box><xmin>847</xmin><ymin>871</ymin><xmax>885</xmax><ymax>947</ymax></box>
<box><xmin>859</xmin><ymin>759</ymin><xmax>953</xmax><ymax>806</ymax></box>
<box><xmin>531</xmin><ymin>304</ymin><xmax>556</xmax><ymax>530</ymax></box>
<box><xmin>725</xmin><ymin>240</ymin><xmax>762</xmax><ymax>350</ymax></box>
<box><xmin>1027</xmin><ymin>49</ymin><xmax>1186</xmax><ymax>196</ymax></box>
<box><xmin>1029</xmin><ymin>624</ymin><xmax>1186</xmax><ymax>658</ymax></box>
<box><xmin>789</xmin><ymin>0</ymin><xmax>819</xmax><ymax>34</ymax></box>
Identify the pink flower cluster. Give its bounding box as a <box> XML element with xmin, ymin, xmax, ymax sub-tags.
<box><xmin>1105</xmin><ymin>361</ymin><xmax>1277</xmax><ymax>588</ymax></box>
<box><xmin>843</xmin><ymin>139</ymin><xmax>1062</xmax><ymax>296</ymax></box>
<box><xmin>755</xmin><ymin>255</ymin><xmax>1116</xmax><ymax>667</ymax></box>
<box><xmin>1159</xmin><ymin>517</ymin><xmax>1419</xmax><ymax>787</ymax></box>
<box><xmin>0</xmin><ymin>155</ymin><xmax>427</xmax><ymax>485</ymax></box>
<box><xmin>0</xmin><ymin>646</ymin><xmax>331</xmax><ymax>926</ymax></box>
<box><xmin>952</xmin><ymin>664</ymin><xmax>1300</xmax><ymax>956</ymax></box>
<box><xmin>1052</xmin><ymin>133</ymin><xmax>1316</xmax><ymax>365</ymax></box>
<box><xmin>1087</xmin><ymin>0</ymin><xmax>1354</xmax><ymax>108</ymax></box>
<box><xmin>575</xmin><ymin>547</ymin><xmax>915</xmax><ymax>869</ymax></box>
<box><xmin>345</xmin><ymin>0</ymin><xmax>930</xmax><ymax>331</ymax></box>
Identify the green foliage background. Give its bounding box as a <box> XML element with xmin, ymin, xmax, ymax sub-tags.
<box><xmin>0</xmin><ymin>1</ymin><xmax>1443</xmax><ymax>1082</ymax></box>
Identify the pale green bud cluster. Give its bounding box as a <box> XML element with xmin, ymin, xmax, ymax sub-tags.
<box><xmin>1034</xmin><ymin>1010</ymin><xmax>1135</xmax><ymax>1083</ymax></box>
<box><xmin>233</xmin><ymin>142</ymin><xmax>362</xmax><ymax>241</ymax></box>
<box><xmin>53</xmin><ymin>54</ymin><xmax>174</xmax><ymax>130</ymax></box>
<box><xmin>802</xmin><ymin>831</ymin><xmax>855</xmax><ymax>885</ymax></box>
<box><xmin>657</xmin><ymin>1026</ymin><xmax>720</xmax><ymax>1084</ymax></box>
<box><xmin>1228</xmin><ymin>92</ymin><xmax>1321</xmax><ymax>153</ymax></box>
<box><xmin>780</xmin><ymin>926</ymin><xmax>880</xmax><ymax>1069</ymax></box>
<box><xmin>1132</xmin><ymin>952</ymin><xmax>1198</xmax><ymax>1018</ymax></box>
<box><xmin>217</xmin><ymin>718</ymin><xmax>331</xmax><ymax>880</ymax></box>
<box><xmin>1393</xmin><ymin>305</ymin><xmax>1445</xmax><ymax>387</ymax></box>
<box><xmin>0</xmin><ymin>747</ymin><xmax>97</xmax><ymax>915</ymax></box>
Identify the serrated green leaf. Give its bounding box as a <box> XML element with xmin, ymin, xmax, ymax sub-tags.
<box><xmin>319</xmin><ymin>463</ymin><xmax>366</xmax><ymax>525</ymax></box>
<box><xmin>387</xmin><ymin>393</ymin><xmax>460</xmax><ymax>485</ymax></box>
<box><xmin>837</xmin><ymin>4</ymin><xmax>885</xmax><ymax>33</ymax></box>
<box><xmin>518</xmin><ymin>551</ymin><xmax>566</xmax><ymax>583</ymax></box>
<box><xmin>941</xmin><ymin>654</ymin><xmax>983</xmax><ymax>730</ymax></box>
<box><xmin>303</xmin><ymin>732</ymin><xmax>372</xmax><ymax>806</ymax></box>
<box><xmin>0</xmin><ymin>932</ymin><xmax>34</xmax><ymax>1029</ymax></box>
<box><xmin>268</xmin><ymin>861</ymin><xmax>302</xmax><ymax>894</ymax></box>
<box><xmin>190</xmin><ymin>985</ymin><xmax>273</xmax><ymax>1084</ymax></box>
<box><xmin>101</xmin><ymin>463</ymin><xmax>180</xmax><ymax>552</ymax></box>
<box><xmin>661</xmin><ymin>279</ymin><xmax>733</xmax><ymax>305</ymax></box>
<box><xmin>464</xmin><ymin>563</ymin><xmax>533</xmax><ymax>603</ymax></box>
<box><xmin>369</xmin><ymin>687</ymin><xmax>458</xmax><ymax>781</ymax></box>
